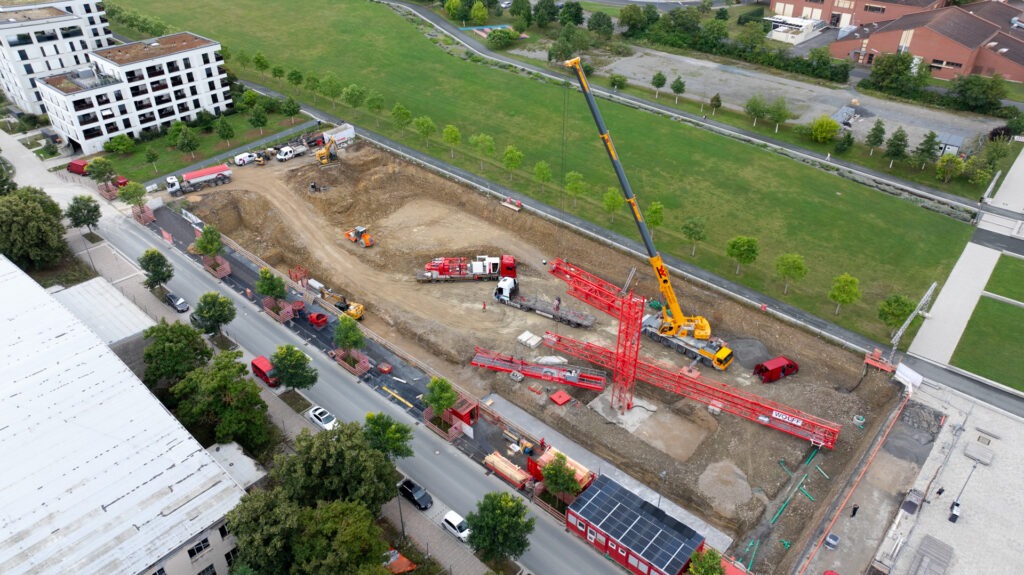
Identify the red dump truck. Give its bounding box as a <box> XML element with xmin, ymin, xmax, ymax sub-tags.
<box><xmin>417</xmin><ymin>255</ymin><xmax>516</xmax><ymax>282</ymax></box>
<box><xmin>251</xmin><ymin>356</ymin><xmax>279</xmax><ymax>387</ymax></box>
<box><xmin>753</xmin><ymin>356</ymin><xmax>799</xmax><ymax>383</ymax></box>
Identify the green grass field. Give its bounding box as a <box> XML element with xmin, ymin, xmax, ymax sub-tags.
<box><xmin>114</xmin><ymin>0</ymin><xmax>974</xmax><ymax>341</ymax></box>
<box><xmin>985</xmin><ymin>256</ymin><xmax>1024</xmax><ymax>302</ymax></box>
<box><xmin>951</xmin><ymin>297</ymin><xmax>1024</xmax><ymax>390</ymax></box>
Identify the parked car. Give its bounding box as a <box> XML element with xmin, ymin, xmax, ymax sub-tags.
<box><xmin>399</xmin><ymin>479</ymin><xmax>433</xmax><ymax>510</ymax></box>
<box><xmin>234</xmin><ymin>152</ymin><xmax>258</xmax><ymax>166</ymax></box>
<box><xmin>442</xmin><ymin>510</ymin><xmax>471</xmax><ymax>542</ymax></box>
<box><xmin>164</xmin><ymin>292</ymin><xmax>189</xmax><ymax>313</ymax></box>
<box><xmin>500</xmin><ymin>0</ymin><xmax>512</xmax><ymax>7</ymax></box>
<box><xmin>309</xmin><ymin>406</ymin><xmax>338</xmax><ymax>430</ymax></box>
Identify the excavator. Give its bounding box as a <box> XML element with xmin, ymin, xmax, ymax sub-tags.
<box><xmin>308</xmin><ymin>278</ymin><xmax>364</xmax><ymax>320</ymax></box>
<box><xmin>564</xmin><ymin>57</ymin><xmax>721</xmax><ymax>347</ymax></box>
<box><xmin>315</xmin><ymin>138</ymin><xmax>339</xmax><ymax>165</ymax></box>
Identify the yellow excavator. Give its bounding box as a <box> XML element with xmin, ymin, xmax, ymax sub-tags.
<box><xmin>308</xmin><ymin>279</ymin><xmax>364</xmax><ymax>320</ymax></box>
<box><xmin>564</xmin><ymin>57</ymin><xmax>719</xmax><ymax>346</ymax></box>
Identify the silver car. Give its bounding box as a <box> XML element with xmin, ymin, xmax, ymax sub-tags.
<box><xmin>309</xmin><ymin>406</ymin><xmax>338</xmax><ymax>430</ymax></box>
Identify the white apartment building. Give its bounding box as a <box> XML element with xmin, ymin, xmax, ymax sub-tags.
<box><xmin>39</xmin><ymin>31</ymin><xmax>231</xmax><ymax>154</ymax></box>
<box><xmin>0</xmin><ymin>0</ymin><xmax>112</xmax><ymax>114</ymax></box>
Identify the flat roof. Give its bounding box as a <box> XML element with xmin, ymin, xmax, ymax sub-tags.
<box><xmin>0</xmin><ymin>6</ymin><xmax>72</xmax><ymax>24</ymax></box>
<box><xmin>50</xmin><ymin>277</ymin><xmax>155</xmax><ymax>344</ymax></box>
<box><xmin>0</xmin><ymin>256</ymin><xmax>245</xmax><ymax>575</ymax></box>
<box><xmin>92</xmin><ymin>32</ymin><xmax>217</xmax><ymax>66</ymax></box>
<box><xmin>39</xmin><ymin>67</ymin><xmax>121</xmax><ymax>95</ymax></box>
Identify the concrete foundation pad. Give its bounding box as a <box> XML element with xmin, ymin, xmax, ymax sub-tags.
<box><xmin>587</xmin><ymin>389</ymin><xmax>658</xmax><ymax>432</ymax></box>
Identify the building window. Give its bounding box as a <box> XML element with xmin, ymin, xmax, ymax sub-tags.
<box><xmin>864</xmin><ymin>4</ymin><xmax>885</xmax><ymax>12</ymax></box>
<box><xmin>225</xmin><ymin>547</ymin><xmax>239</xmax><ymax>566</ymax></box>
<box><xmin>609</xmin><ymin>542</ymin><xmax>616</xmax><ymax>550</ymax></box>
<box><xmin>186</xmin><ymin>72</ymin><xmax>195</xmax><ymax>83</ymax></box>
<box><xmin>114</xmin><ymin>90</ymin><xmax>123</xmax><ymax>101</ymax></box>
<box><xmin>930</xmin><ymin>59</ymin><xmax>963</xmax><ymax>70</ymax></box>
<box><xmin>122</xmin><ymin>118</ymin><xmax>131</xmax><ymax>129</ymax></box>
<box><xmin>197</xmin><ymin>566</ymin><xmax>216</xmax><ymax>575</ymax></box>
<box><xmin>183</xmin><ymin>57</ymin><xmax>192</xmax><ymax>69</ymax></box>
<box><xmin>619</xmin><ymin>547</ymin><xmax>626</xmax><ymax>556</ymax></box>
<box><xmin>23</xmin><ymin>64</ymin><xmax>33</xmax><ymax>74</ymax></box>
<box><xmin>187</xmin><ymin>538</ymin><xmax>211</xmax><ymax>560</ymax></box>
<box><xmin>17</xmin><ymin>49</ymin><xmax>27</xmax><ymax>60</ymax></box>
<box><xmin>628</xmin><ymin>555</ymin><xmax>638</xmax><ymax>567</ymax></box>
<box><xmin>151</xmin><ymin>569</ymin><xmax>166</xmax><ymax>575</ymax></box>
<box><xmin>202</xmin><ymin>53</ymin><xmax>210</xmax><ymax>65</ymax></box>
<box><xmin>211</xmin><ymin>93</ymin><xmax>219</xmax><ymax>104</ymax></box>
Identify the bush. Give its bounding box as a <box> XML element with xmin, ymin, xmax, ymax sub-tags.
<box><xmin>487</xmin><ymin>28</ymin><xmax>518</xmax><ymax>50</ymax></box>
<box><xmin>737</xmin><ymin>7</ymin><xmax>764</xmax><ymax>26</ymax></box>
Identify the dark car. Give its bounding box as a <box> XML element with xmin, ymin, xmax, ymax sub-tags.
<box><xmin>164</xmin><ymin>292</ymin><xmax>189</xmax><ymax>313</ymax></box>
<box><xmin>399</xmin><ymin>479</ymin><xmax>433</xmax><ymax>510</ymax></box>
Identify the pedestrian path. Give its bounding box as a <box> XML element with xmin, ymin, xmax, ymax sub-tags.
<box><xmin>986</xmin><ymin>144</ymin><xmax>1024</xmax><ymax>214</ymax></box>
<box><xmin>908</xmin><ymin>243</ymin><xmax>1001</xmax><ymax>364</ymax></box>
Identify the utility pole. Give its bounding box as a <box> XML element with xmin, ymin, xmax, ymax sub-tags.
<box><xmin>657</xmin><ymin>470</ymin><xmax>667</xmax><ymax>508</ymax></box>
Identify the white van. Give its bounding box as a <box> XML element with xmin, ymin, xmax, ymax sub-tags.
<box><xmin>442</xmin><ymin>511</ymin><xmax>470</xmax><ymax>542</ymax></box>
<box><xmin>234</xmin><ymin>152</ymin><xmax>258</xmax><ymax>166</ymax></box>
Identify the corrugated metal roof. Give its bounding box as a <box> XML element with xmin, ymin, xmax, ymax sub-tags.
<box><xmin>0</xmin><ymin>257</ymin><xmax>245</xmax><ymax>575</ymax></box>
<box><xmin>50</xmin><ymin>277</ymin><xmax>155</xmax><ymax>345</ymax></box>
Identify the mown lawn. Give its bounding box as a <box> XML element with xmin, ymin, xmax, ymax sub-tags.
<box><xmin>985</xmin><ymin>255</ymin><xmax>1024</xmax><ymax>302</ymax></box>
<box><xmin>71</xmin><ymin>113</ymin><xmax>302</xmax><ymax>184</ymax></box>
<box><xmin>114</xmin><ymin>0</ymin><xmax>974</xmax><ymax>341</ymax></box>
<box><xmin>951</xmin><ymin>298</ymin><xmax>1024</xmax><ymax>391</ymax></box>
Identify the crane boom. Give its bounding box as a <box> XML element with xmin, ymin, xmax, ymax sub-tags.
<box><xmin>564</xmin><ymin>57</ymin><xmax>710</xmax><ymax>339</ymax></box>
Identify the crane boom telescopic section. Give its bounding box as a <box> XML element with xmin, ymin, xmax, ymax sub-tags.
<box><xmin>564</xmin><ymin>57</ymin><xmax>709</xmax><ymax>339</ymax></box>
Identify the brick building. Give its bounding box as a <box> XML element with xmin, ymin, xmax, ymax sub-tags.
<box><xmin>830</xmin><ymin>1</ymin><xmax>1024</xmax><ymax>81</ymax></box>
<box><xmin>769</xmin><ymin>0</ymin><xmax>943</xmax><ymax>28</ymax></box>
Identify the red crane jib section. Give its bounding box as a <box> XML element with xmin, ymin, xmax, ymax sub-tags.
<box><xmin>544</xmin><ymin>333</ymin><xmax>841</xmax><ymax>449</ymax></box>
<box><xmin>470</xmin><ymin>347</ymin><xmax>607</xmax><ymax>391</ymax></box>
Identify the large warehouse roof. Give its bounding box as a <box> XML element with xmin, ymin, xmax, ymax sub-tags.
<box><xmin>0</xmin><ymin>257</ymin><xmax>244</xmax><ymax>574</ymax></box>
<box><xmin>50</xmin><ymin>277</ymin><xmax>155</xmax><ymax>345</ymax></box>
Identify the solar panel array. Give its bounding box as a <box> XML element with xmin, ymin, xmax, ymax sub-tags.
<box><xmin>570</xmin><ymin>475</ymin><xmax>704</xmax><ymax>574</ymax></box>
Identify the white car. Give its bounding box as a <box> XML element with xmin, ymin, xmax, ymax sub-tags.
<box><xmin>442</xmin><ymin>510</ymin><xmax>471</xmax><ymax>542</ymax></box>
<box><xmin>234</xmin><ymin>152</ymin><xmax>258</xmax><ymax>166</ymax></box>
<box><xmin>500</xmin><ymin>1</ymin><xmax>512</xmax><ymax>7</ymax></box>
<box><xmin>309</xmin><ymin>406</ymin><xmax>338</xmax><ymax>430</ymax></box>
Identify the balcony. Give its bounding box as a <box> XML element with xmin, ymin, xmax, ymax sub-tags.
<box><xmin>157</xmin><ymin>106</ymin><xmax>175</xmax><ymax>119</ymax></box>
<box><xmin>217</xmin><ymin>66</ymin><xmax>226</xmax><ymax>76</ymax></box>
<box><xmin>172</xmin><ymin>89</ymin><xmax>186</xmax><ymax>100</ymax></box>
<box><xmin>129</xmin><ymin>86</ymin><xmax>148</xmax><ymax>98</ymax></box>
<box><xmin>154</xmin><ymin>94</ymin><xmax>172</xmax><ymax>106</ymax></box>
<box><xmin>78</xmin><ymin>112</ymin><xmax>98</xmax><ymax>125</ymax></box>
<box><xmin>83</xmin><ymin>126</ymin><xmax>103</xmax><ymax>140</ymax></box>
<box><xmin>6</xmin><ymin>34</ymin><xmax>32</xmax><ymax>47</ymax></box>
<box><xmin>34</xmin><ymin>32</ymin><xmax>58</xmax><ymax>43</ymax></box>
<box><xmin>149</xmin><ymin>81</ymin><xmax>168</xmax><ymax>92</ymax></box>
<box><xmin>135</xmin><ymin>100</ymin><xmax>152</xmax><ymax>111</ymax></box>
<box><xmin>215</xmin><ymin>53</ymin><xmax>224</xmax><ymax>63</ymax></box>
<box><xmin>167</xmin><ymin>62</ymin><xmax>181</xmax><ymax>73</ymax></box>
<box><xmin>126</xmin><ymin>73</ymin><xmax>144</xmax><ymax>83</ymax></box>
<box><xmin>138</xmin><ymin>112</ymin><xmax>155</xmax><ymax>125</ymax></box>
<box><xmin>60</xmin><ymin>27</ymin><xmax>84</xmax><ymax>39</ymax></box>
<box><xmin>177</xmin><ymin>103</ymin><xmax>190</xmax><ymax>114</ymax></box>
<box><xmin>171</xmin><ymin>76</ymin><xmax>183</xmax><ymax>87</ymax></box>
<box><xmin>73</xmin><ymin>99</ymin><xmax>94</xmax><ymax>112</ymax></box>
<box><xmin>220</xmin><ymin>78</ymin><xmax>231</xmax><ymax>89</ymax></box>
<box><xmin>145</xmin><ymin>65</ymin><xmax>165</xmax><ymax>78</ymax></box>
<box><xmin>95</xmin><ymin>94</ymin><xmax>110</xmax><ymax>105</ymax></box>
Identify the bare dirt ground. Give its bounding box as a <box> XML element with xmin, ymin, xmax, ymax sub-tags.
<box><xmin>188</xmin><ymin>144</ymin><xmax>898</xmax><ymax>572</ymax></box>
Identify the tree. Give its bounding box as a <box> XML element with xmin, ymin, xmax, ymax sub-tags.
<box><xmin>255</xmin><ymin>266</ymin><xmax>286</xmax><ymax>300</ymax></box>
<box><xmin>810</xmin><ymin>115</ymin><xmax>840</xmax><ymax>143</ymax></box>
<box><xmin>936</xmin><ymin>154</ymin><xmax>965</xmax><ymax>183</ymax></box>
<box><xmin>227</xmin><ymin>488</ymin><xmax>303</xmax><ymax>575</ymax></box>
<box><xmin>963</xmin><ymin>154</ymin><xmax>993</xmax><ymax>185</ymax></box>
<box><xmin>884</xmin><ymin>126</ymin><xmax>909</xmax><ymax>168</ymax></box>
<box><xmin>171</xmin><ymin>350</ymin><xmax>271</xmax><ymax>452</ymax></box>
<box><xmin>195</xmin><ymin>224</ymin><xmax>223</xmax><ymax>258</ymax></box>
<box><xmin>744</xmin><ymin>94</ymin><xmax>768</xmax><ymax>126</ymax></box>
<box><xmin>736</xmin><ymin>21</ymin><xmax>766</xmax><ymax>51</ymax></box>
<box><xmin>602</xmin><ymin>188</ymin><xmax>624</xmax><ymax>222</ymax></box>
<box><xmin>280</xmin><ymin>96</ymin><xmax>301</xmax><ymax>124</ymax></box>
<box><xmin>412</xmin><ymin>116</ymin><xmax>437</xmax><ymax>148</ymax></box>
<box><xmin>688</xmin><ymin>547</ymin><xmax>724</xmax><ymax>575</ymax></box>
<box><xmin>726</xmin><ymin>236</ymin><xmax>759</xmax><ymax>275</ymax></box>
<box><xmin>564</xmin><ymin>170</ymin><xmax>587</xmax><ymax>209</ymax></box>
<box><xmin>144</xmin><ymin>146</ymin><xmax>160</xmax><ymax>172</ymax></box>
<box><xmin>651</xmin><ymin>71</ymin><xmax>666</xmax><ymax>99</ymax></box>
<box><xmin>342</xmin><ymin>83</ymin><xmax>368</xmax><ymax>109</ymax></box>
<box><xmin>333</xmin><ymin>314</ymin><xmax>365</xmax><ymax>350</ymax></box>
<box><xmin>248</xmin><ymin>105</ymin><xmax>267</xmax><ymax>135</ymax></box>
<box><xmin>117</xmin><ymin>181</ymin><xmax>146</xmax><ymax>208</ymax></box>
<box><xmin>828</xmin><ymin>273</ymin><xmax>861</xmax><ymax>315</ymax></box>
<box><xmin>587</xmin><ymin>11</ymin><xmax>614</xmax><ymax>39</ymax></box>
<box><xmin>192</xmin><ymin>291</ymin><xmax>236</xmax><ymax>335</ymax></box>
<box><xmin>466</xmin><ymin>492</ymin><xmax>535</xmax><ymax>562</ymax></box>
<box><xmin>304</xmin><ymin>75</ymin><xmax>320</xmax><ymax>102</ymax></box>
<box><xmin>442</xmin><ymin>124</ymin><xmax>462</xmax><ymax>159</ymax></box>
<box><xmin>866</xmin><ymin>119</ymin><xmax>885</xmax><ymax>156</ymax></box>
<box><xmin>234</xmin><ymin>50</ymin><xmax>251</xmax><ymax>71</ymax></box>
<box><xmin>559</xmin><ymin>1</ymin><xmax>584</xmax><ymax>26</ymax></box>
<box><xmin>609</xmin><ymin>74</ymin><xmax>628</xmax><ymax>91</ymax></box>
<box><xmin>470</xmin><ymin>133</ymin><xmax>496</xmax><ymax>170</ymax></box>
<box><xmin>319</xmin><ymin>72</ymin><xmax>343</xmax><ymax>107</ymax></box>
<box><xmin>252</xmin><ymin>51</ymin><xmax>269</xmax><ymax>77</ymax></box>
<box><xmin>716</xmin><ymin>7</ymin><xmax>729</xmax><ymax>20</ymax></box>
<box><xmin>0</xmin><ymin>160</ymin><xmax>17</xmax><ymax>197</ymax></box>
<box><xmin>138</xmin><ymin>248</ymin><xmax>173</xmax><ymax>289</ymax></box>
<box><xmin>533</xmin><ymin>160</ymin><xmax>552</xmax><ymax>190</ymax></box>
<box><xmin>176</xmin><ymin>125</ymin><xmax>199</xmax><ymax>158</ymax></box>
<box><xmin>86</xmin><ymin>156</ymin><xmax>116</xmax><ymax>187</ymax></box>
<box><xmin>644</xmin><ymin>200</ymin><xmax>664</xmax><ymax>240</ymax></box>
<box><xmin>424</xmin><ymin>376</ymin><xmax>458</xmax><ymax>415</ymax></box>
<box><xmin>670</xmin><ymin>77</ymin><xmax>686</xmax><ymax>104</ymax></box>
<box><xmin>775</xmin><ymin>253</ymin><xmax>807</xmax><ymax>295</ymax></box>
<box><xmin>698</xmin><ymin>0</ymin><xmax>714</xmax><ymax>14</ymax></box>
<box><xmin>618</xmin><ymin>4</ymin><xmax>649</xmax><ymax>37</ymax></box>
<box><xmin>270</xmin><ymin>344</ymin><xmax>319</xmax><ymax>390</ymax></box>
<box><xmin>834</xmin><ymin>130</ymin><xmax>854</xmax><ymax>155</ymax></box>
<box><xmin>272</xmin><ymin>422</ymin><xmax>399</xmax><ymax>513</ymax></box>
<box><xmin>142</xmin><ymin>318</ymin><xmax>213</xmax><ymax>388</ymax></box>
<box><xmin>293</xmin><ymin>501</ymin><xmax>389</xmax><ymax>575</ymax></box>
<box><xmin>681</xmin><ymin>215</ymin><xmax>707</xmax><ymax>256</ymax></box>
<box><xmin>503</xmin><ymin>144</ymin><xmax>524</xmax><ymax>181</ymax></box>
<box><xmin>65</xmin><ymin>195</ymin><xmax>101</xmax><ymax>233</ymax></box>
<box><xmin>270</xmin><ymin>66</ymin><xmax>285</xmax><ymax>82</ymax></box>
<box><xmin>981</xmin><ymin>136</ymin><xmax>1011</xmax><ymax>169</ymax></box>
<box><xmin>0</xmin><ymin>189</ymin><xmax>66</xmax><ymax>269</ymax></box>
<box><xmin>912</xmin><ymin>130</ymin><xmax>940</xmax><ymax>170</ymax></box>
<box><xmin>543</xmin><ymin>452</ymin><xmax>581</xmax><ymax>499</ymax></box>
<box><xmin>470</xmin><ymin>1</ymin><xmax>488</xmax><ymax>25</ymax></box>
<box><xmin>445</xmin><ymin>0</ymin><xmax>464</xmax><ymax>19</ymax></box>
<box><xmin>287</xmin><ymin>69</ymin><xmax>303</xmax><ymax>91</ymax></box>
<box><xmin>103</xmin><ymin>133</ymin><xmax>136</xmax><ymax>154</ymax></box>
<box><xmin>867</xmin><ymin>52</ymin><xmax>928</xmax><ymax>98</ymax></box>
<box><xmin>949</xmin><ymin>73</ymin><xmax>1007</xmax><ymax>114</ymax></box>
<box><xmin>391</xmin><ymin>102</ymin><xmax>412</xmax><ymax>133</ymax></box>
<box><xmin>363</xmin><ymin>412</ymin><xmax>414</xmax><ymax>460</ymax></box>
<box><xmin>214</xmin><ymin>117</ymin><xmax>235</xmax><ymax>147</ymax></box>
<box><xmin>488</xmin><ymin>27</ymin><xmax>517</xmax><ymax>50</ymax></box>
<box><xmin>878</xmin><ymin>294</ymin><xmax>915</xmax><ymax>334</ymax></box>
<box><xmin>767</xmin><ymin>98</ymin><xmax>791</xmax><ymax>133</ymax></box>
<box><xmin>365</xmin><ymin>90</ymin><xmax>384</xmax><ymax>127</ymax></box>
<box><xmin>709</xmin><ymin>93</ymin><xmax>722</xmax><ymax>115</ymax></box>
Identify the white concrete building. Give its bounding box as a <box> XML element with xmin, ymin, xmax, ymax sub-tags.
<box><xmin>0</xmin><ymin>0</ymin><xmax>112</xmax><ymax>114</ymax></box>
<box><xmin>39</xmin><ymin>31</ymin><xmax>231</xmax><ymax>155</ymax></box>
<box><xmin>0</xmin><ymin>255</ymin><xmax>247</xmax><ymax>575</ymax></box>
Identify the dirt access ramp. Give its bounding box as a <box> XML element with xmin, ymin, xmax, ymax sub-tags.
<box><xmin>188</xmin><ymin>143</ymin><xmax>901</xmax><ymax>572</ymax></box>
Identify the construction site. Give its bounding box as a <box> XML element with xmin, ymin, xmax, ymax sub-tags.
<box><xmin>184</xmin><ymin>136</ymin><xmax>902</xmax><ymax>572</ymax></box>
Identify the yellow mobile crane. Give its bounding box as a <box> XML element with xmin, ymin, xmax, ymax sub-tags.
<box><xmin>565</xmin><ymin>58</ymin><xmax>731</xmax><ymax>368</ymax></box>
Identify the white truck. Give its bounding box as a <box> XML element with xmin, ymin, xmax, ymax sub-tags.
<box><xmin>165</xmin><ymin>164</ymin><xmax>233</xmax><ymax>196</ymax></box>
<box><xmin>276</xmin><ymin>143</ymin><xmax>308</xmax><ymax>161</ymax></box>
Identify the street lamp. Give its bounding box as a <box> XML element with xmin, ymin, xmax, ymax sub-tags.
<box><xmin>396</xmin><ymin>483</ymin><xmax>406</xmax><ymax>540</ymax></box>
<box><xmin>950</xmin><ymin>462</ymin><xmax>979</xmax><ymax>523</ymax></box>
<box><xmin>657</xmin><ymin>470</ymin><xmax>668</xmax><ymax>508</ymax></box>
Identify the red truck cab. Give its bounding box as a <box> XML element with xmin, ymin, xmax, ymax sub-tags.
<box><xmin>251</xmin><ymin>355</ymin><xmax>279</xmax><ymax>387</ymax></box>
<box><xmin>67</xmin><ymin>158</ymin><xmax>89</xmax><ymax>175</ymax></box>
